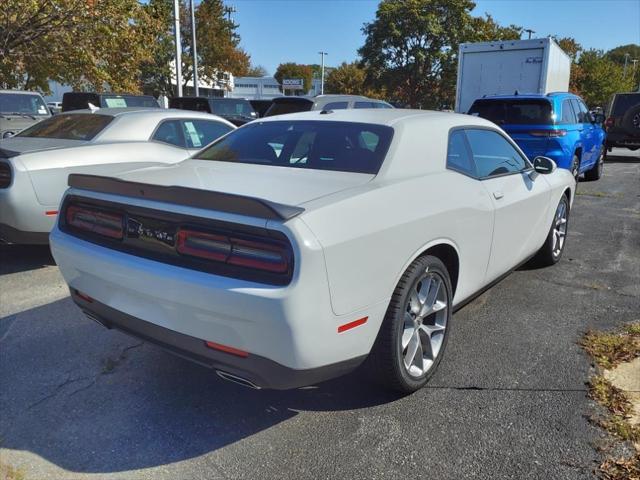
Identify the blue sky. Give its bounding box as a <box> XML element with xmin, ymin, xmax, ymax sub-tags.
<box><xmin>225</xmin><ymin>0</ymin><xmax>640</xmax><ymax>75</ymax></box>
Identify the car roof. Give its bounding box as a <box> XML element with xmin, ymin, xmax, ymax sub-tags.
<box><xmin>0</xmin><ymin>89</ymin><xmax>45</xmax><ymax>96</ymax></box>
<box><xmin>253</xmin><ymin>108</ymin><xmax>495</xmax><ymax>128</ymax></box>
<box><xmin>59</xmin><ymin>107</ymin><xmax>224</xmax><ymax>119</ymax></box>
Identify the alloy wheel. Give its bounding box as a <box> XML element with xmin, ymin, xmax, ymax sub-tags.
<box><xmin>552</xmin><ymin>200</ymin><xmax>568</xmax><ymax>258</ymax></box>
<box><xmin>401</xmin><ymin>271</ymin><xmax>448</xmax><ymax>378</ymax></box>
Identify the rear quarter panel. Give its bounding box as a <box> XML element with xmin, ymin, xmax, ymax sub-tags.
<box><xmin>22</xmin><ymin>142</ymin><xmax>190</xmax><ymax>206</ymax></box>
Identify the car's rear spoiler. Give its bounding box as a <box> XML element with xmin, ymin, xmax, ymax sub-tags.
<box><xmin>0</xmin><ymin>147</ymin><xmax>21</xmax><ymax>159</ymax></box>
<box><xmin>67</xmin><ymin>174</ymin><xmax>305</xmax><ymax>221</ymax></box>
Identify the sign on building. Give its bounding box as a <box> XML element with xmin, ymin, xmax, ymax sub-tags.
<box><xmin>282</xmin><ymin>78</ymin><xmax>304</xmax><ymax>91</ymax></box>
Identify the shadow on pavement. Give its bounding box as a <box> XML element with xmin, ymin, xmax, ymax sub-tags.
<box><xmin>605</xmin><ymin>152</ymin><xmax>640</xmax><ymax>164</ymax></box>
<box><xmin>0</xmin><ymin>298</ymin><xmax>403</xmax><ymax>474</ymax></box>
<box><xmin>0</xmin><ymin>244</ymin><xmax>55</xmax><ymax>275</ymax></box>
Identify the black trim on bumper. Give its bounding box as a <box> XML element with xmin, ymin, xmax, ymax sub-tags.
<box><xmin>0</xmin><ymin>223</ymin><xmax>49</xmax><ymax>244</ymax></box>
<box><xmin>70</xmin><ymin>290</ymin><xmax>366</xmax><ymax>390</ymax></box>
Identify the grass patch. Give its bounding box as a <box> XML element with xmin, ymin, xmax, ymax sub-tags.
<box><xmin>575</xmin><ymin>191</ymin><xmax>612</xmax><ymax>198</ymax></box>
<box><xmin>580</xmin><ymin>324</ymin><xmax>640</xmax><ymax>369</ymax></box>
<box><xmin>581</xmin><ymin>322</ymin><xmax>640</xmax><ymax>478</ymax></box>
<box><xmin>0</xmin><ymin>461</ymin><xmax>25</xmax><ymax>480</ymax></box>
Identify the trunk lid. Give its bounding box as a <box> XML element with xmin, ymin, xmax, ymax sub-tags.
<box><xmin>0</xmin><ymin>137</ymin><xmax>87</xmax><ymax>156</ymax></box>
<box><xmin>116</xmin><ymin>159</ymin><xmax>375</xmax><ymax>207</ymax></box>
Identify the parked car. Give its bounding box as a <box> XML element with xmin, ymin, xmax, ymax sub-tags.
<box><xmin>1</xmin><ymin>90</ymin><xmax>52</xmax><ymax>139</ymax></box>
<box><xmin>62</xmin><ymin>92</ymin><xmax>160</xmax><ymax>112</ymax></box>
<box><xmin>264</xmin><ymin>94</ymin><xmax>394</xmax><ymax>117</ymax></box>
<box><xmin>0</xmin><ymin>108</ymin><xmax>234</xmax><ymax>244</ymax></box>
<box><xmin>50</xmin><ymin>109</ymin><xmax>574</xmax><ymax>392</ymax></box>
<box><xmin>468</xmin><ymin>92</ymin><xmax>606</xmax><ymax>182</ymax></box>
<box><xmin>47</xmin><ymin>101</ymin><xmax>63</xmax><ymax>114</ymax></box>
<box><xmin>249</xmin><ymin>99</ymin><xmax>273</xmax><ymax>118</ymax></box>
<box><xmin>169</xmin><ymin>97</ymin><xmax>257</xmax><ymax>126</ymax></box>
<box><xmin>604</xmin><ymin>92</ymin><xmax>640</xmax><ymax>154</ymax></box>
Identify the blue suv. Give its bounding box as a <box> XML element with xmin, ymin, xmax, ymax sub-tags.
<box><xmin>468</xmin><ymin>93</ymin><xmax>606</xmax><ymax>181</ymax></box>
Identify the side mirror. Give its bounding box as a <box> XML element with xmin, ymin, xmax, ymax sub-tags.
<box><xmin>533</xmin><ymin>156</ymin><xmax>556</xmax><ymax>174</ymax></box>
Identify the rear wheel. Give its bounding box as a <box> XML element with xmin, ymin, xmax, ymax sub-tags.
<box><xmin>530</xmin><ymin>195</ymin><xmax>570</xmax><ymax>267</ymax></box>
<box><xmin>584</xmin><ymin>147</ymin><xmax>604</xmax><ymax>181</ymax></box>
<box><xmin>368</xmin><ymin>255</ymin><xmax>452</xmax><ymax>393</ymax></box>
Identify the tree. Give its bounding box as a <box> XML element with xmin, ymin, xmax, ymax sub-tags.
<box><xmin>325</xmin><ymin>62</ymin><xmax>385</xmax><ymax>98</ymax></box>
<box><xmin>358</xmin><ymin>0</ymin><xmax>522</xmax><ymax>109</ymax></box>
<box><xmin>606</xmin><ymin>44</ymin><xmax>640</xmax><ymax>67</ymax></box>
<box><xmin>1</xmin><ymin>0</ymin><xmax>160</xmax><ymax>93</ymax></box>
<box><xmin>573</xmin><ymin>50</ymin><xmax>634</xmax><ymax>107</ymax></box>
<box><xmin>246</xmin><ymin>65</ymin><xmax>269</xmax><ymax>77</ymax></box>
<box><xmin>274</xmin><ymin>63</ymin><xmax>313</xmax><ymax>93</ymax></box>
<box><xmin>554</xmin><ymin>36</ymin><xmax>582</xmax><ymax>62</ymax></box>
<box><xmin>141</xmin><ymin>0</ymin><xmax>250</xmax><ymax>96</ymax></box>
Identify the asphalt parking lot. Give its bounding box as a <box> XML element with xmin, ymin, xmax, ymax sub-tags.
<box><xmin>1</xmin><ymin>149</ymin><xmax>639</xmax><ymax>480</ymax></box>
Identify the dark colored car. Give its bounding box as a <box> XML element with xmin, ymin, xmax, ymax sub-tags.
<box><xmin>263</xmin><ymin>95</ymin><xmax>394</xmax><ymax>118</ymax></box>
<box><xmin>169</xmin><ymin>97</ymin><xmax>257</xmax><ymax>126</ymax></box>
<box><xmin>62</xmin><ymin>92</ymin><xmax>160</xmax><ymax>112</ymax></box>
<box><xmin>604</xmin><ymin>92</ymin><xmax>640</xmax><ymax>154</ymax></box>
<box><xmin>468</xmin><ymin>93</ymin><xmax>606</xmax><ymax>182</ymax></box>
<box><xmin>249</xmin><ymin>99</ymin><xmax>273</xmax><ymax>118</ymax></box>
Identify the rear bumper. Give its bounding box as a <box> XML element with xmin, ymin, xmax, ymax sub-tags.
<box><xmin>72</xmin><ymin>290</ymin><xmax>366</xmax><ymax>389</ymax></box>
<box><xmin>605</xmin><ymin>132</ymin><xmax>640</xmax><ymax>148</ymax></box>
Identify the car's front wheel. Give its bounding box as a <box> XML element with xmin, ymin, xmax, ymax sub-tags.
<box><xmin>570</xmin><ymin>155</ymin><xmax>580</xmax><ymax>184</ymax></box>
<box><xmin>530</xmin><ymin>194</ymin><xmax>570</xmax><ymax>267</ymax></box>
<box><xmin>368</xmin><ymin>255</ymin><xmax>452</xmax><ymax>393</ymax></box>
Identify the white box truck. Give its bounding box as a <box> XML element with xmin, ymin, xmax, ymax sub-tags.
<box><xmin>455</xmin><ymin>37</ymin><xmax>571</xmax><ymax>113</ymax></box>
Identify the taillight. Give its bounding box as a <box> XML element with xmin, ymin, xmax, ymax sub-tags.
<box><xmin>0</xmin><ymin>163</ymin><xmax>11</xmax><ymax>188</ymax></box>
<box><xmin>65</xmin><ymin>204</ymin><xmax>124</xmax><ymax>239</ymax></box>
<box><xmin>529</xmin><ymin>129</ymin><xmax>567</xmax><ymax>137</ymax></box>
<box><xmin>604</xmin><ymin>117</ymin><xmax>615</xmax><ymax>128</ymax></box>
<box><xmin>177</xmin><ymin>228</ymin><xmax>290</xmax><ymax>274</ymax></box>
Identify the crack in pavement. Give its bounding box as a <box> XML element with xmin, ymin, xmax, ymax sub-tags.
<box><xmin>537</xmin><ymin>277</ymin><xmax>637</xmax><ymax>298</ymax></box>
<box><xmin>424</xmin><ymin>384</ymin><xmax>640</xmax><ymax>393</ymax></box>
<box><xmin>26</xmin><ymin>342</ymin><xmax>144</xmax><ymax>409</ymax></box>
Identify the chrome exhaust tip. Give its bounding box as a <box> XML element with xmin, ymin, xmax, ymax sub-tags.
<box><xmin>216</xmin><ymin>370</ymin><xmax>261</xmax><ymax>389</ymax></box>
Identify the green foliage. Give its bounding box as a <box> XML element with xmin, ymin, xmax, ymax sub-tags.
<box><xmin>606</xmin><ymin>44</ymin><xmax>640</xmax><ymax>67</ymax></box>
<box><xmin>573</xmin><ymin>50</ymin><xmax>635</xmax><ymax>107</ymax></box>
<box><xmin>1</xmin><ymin>0</ymin><xmax>159</xmax><ymax>94</ymax></box>
<box><xmin>274</xmin><ymin>63</ymin><xmax>313</xmax><ymax>93</ymax></box>
<box><xmin>325</xmin><ymin>62</ymin><xmax>385</xmax><ymax>98</ymax></box>
<box><xmin>358</xmin><ymin>0</ymin><xmax>522</xmax><ymax>109</ymax></box>
<box><xmin>141</xmin><ymin>0</ymin><xmax>250</xmax><ymax>97</ymax></box>
<box><xmin>246</xmin><ymin>65</ymin><xmax>269</xmax><ymax>77</ymax></box>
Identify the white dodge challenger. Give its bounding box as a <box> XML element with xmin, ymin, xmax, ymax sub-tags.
<box><xmin>50</xmin><ymin>109</ymin><xmax>574</xmax><ymax>392</ymax></box>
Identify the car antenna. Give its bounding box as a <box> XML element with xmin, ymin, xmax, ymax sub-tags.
<box><xmin>514</xmin><ymin>90</ymin><xmax>519</xmax><ymax>95</ymax></box>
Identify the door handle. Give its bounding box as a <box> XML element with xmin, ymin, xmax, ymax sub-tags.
<box><xmin>493</xmin><ymin>191</ymin><xmax>504</xmax><ymax>199</ymax></box>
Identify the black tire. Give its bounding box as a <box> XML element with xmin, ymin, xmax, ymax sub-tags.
<box><xmin>584</xmin><ymin>146</ymin><xmax>604</xmax><ymax>181</ymax></box>
<box><xmin>621</xmin><ymin>104</ymin><xmax>640</xmax><ymax>134</ymax></box>
<box><xmin>367</xmin><ymin>255</ymin><xmax>452</xmax><ymax>393</ymax></box>
<box><xmin>530</xmin><ymin>195</ymin><xmax>570</xmax><ymax>267</ymax></box>
<box><xmin>570</xmin><ymin>155</ymin><xmax>580</xmax><ymax>184</ymax></box>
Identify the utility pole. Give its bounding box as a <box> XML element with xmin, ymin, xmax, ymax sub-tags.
<box><xmin>631</xmin><ymin>59</ymin><xmax>639</xmax><ymax>91</ymax></box>
<box><xmin>190</xmin><ymin>0</ymin><xmax>198</xmax><ymax>96</ymax></box>
<box><xmin>173</xmin><ymin>0</ymin><xmax>183</xmax><ymax>96</ymax></box>
<box><xmin>224</xmin><ymin>5</ymin><xmax>236</xmax><ymax>21</ymax></box>
<box><xmin>318</xmin><ymin>51</ymin><xmax>328</xmax><ymax>95</ymax></box>
<box><xmin>524</xmin><ymin>29</ymin><xmax>535</xmax><ymax>40</ymax></box>
<box><xmin>623</xmin><ymin>53</ymin><xmax>630</xmax><ymax>78</ymax></box>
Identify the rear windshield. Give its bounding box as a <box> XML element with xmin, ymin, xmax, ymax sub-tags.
<box><xmin>611</xmin><ymin>94</ymin><xmax>640</xmax><ymax>116</ymax></box>
<box><xmin>209</xmin><ymin>99</ymin><xmax>256</xmax><ymax>118</ymax></box>
<box><xmin>195</xmin><ymin>120</ymin><xmax>394</xmax><ymax>174</ymax></box>
<box><xmin>264</xmin><ymin>99</ymin><xmax>313</xmax><ymax>117</ymax></box>
<box><xmin>468</xmin><ymin>99</ymin><xmax>553</xmax><ymax>125</ymax></box>
<box><xmin>0</xmin><ymin>93</ymin><xmax>49</xmax><ymax>116</ymax></box>
<box><xmin>17</xmin><ymin>114</ymin><xmax>113</xmax><ymax>141</ymax></box>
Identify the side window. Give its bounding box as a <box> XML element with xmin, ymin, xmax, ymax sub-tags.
<box><xmin>354</xmin><ymin>101</ymin><xmax>374</xmax><ymax>109</ymax></box>
<box><xmin>181</xmin><ymin>120</ymin><xmax>233</xmax><ymax>149</ymax></box>
<box><xmin>560</xmin><ymin>100</ymin><xmax>577</xmax><ymax>124</ymax></box>
<box><xmin>446</xmin><ymin>130</ymin><xmax>476</xmax><ymax>177</ymax></box>
<box><xmin>465</xmin><ymin>129</ymin><xmax>528</xmax><ymax>178</ymax></box>
<box><xmin>323</xmin><ymin>101</ymin><xmax>348</xmax><ymax>110</ymax></box>
<box><xmin>571</xmin><ymin>99</ymin><xmax>588</xmax><ymax>123</ymax></box>
<box><xmin>374</xmin><ymin>102</ymin><xmax>393</xmax><ymax>109</ymax></box>
<box><xmin>358</xmin><ymin>130</ymin><xmax>381</xmax><ymax>151</ymax></box>
<box><xmin>152</xmin><ymin>120</ymin><xmax>185</xmax><ymax>148</ymax></box>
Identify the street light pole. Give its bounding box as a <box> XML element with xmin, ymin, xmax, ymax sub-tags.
<box><xmin>173</xmin><ymin>0</ymin><xmax>183</xmax><ymax>96</ymax></box>
<box><xmin>524</xmin><ymin>29</ymin><xmax>535</xmax><ymax>40</ymax></box>
<box><xmin>623</xmin><ymin>53</ymin><xmax>630</xmax><ymax>78</ymax></box>
<box><xmin>318</xmin><ymin>51</ymin><xmax>328</xmax><ymax>95</ymax></box>
<box><xmin>190</xmin><ymin>0</ymin><xmax>198</xmax><ymax>96</ymax></box>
